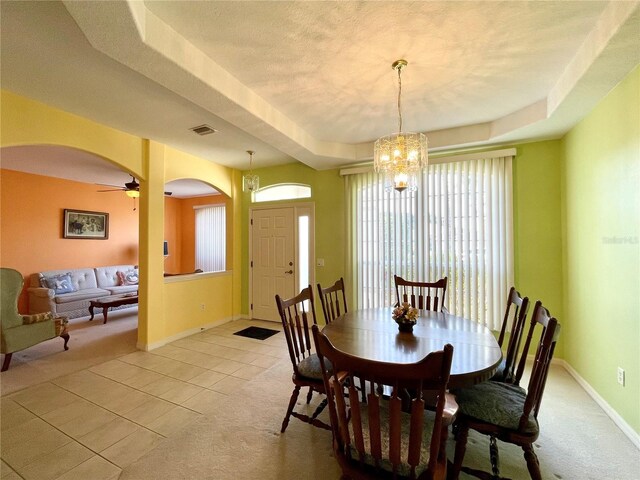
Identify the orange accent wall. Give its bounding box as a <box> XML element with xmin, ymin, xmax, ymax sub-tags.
<box><xmin>163</xmin><ymin>196</ymin><xmax>181</xmax><ymax>274</ymax></box>
<box><xmin>163</xmin><ymin>194</ymin><xmax>229</xmax><ymax>274</ymax></box>
<box><xmin>0</xmin><ymin>169</ymin><xmax>139</xmax><ymax>313</ymax></box>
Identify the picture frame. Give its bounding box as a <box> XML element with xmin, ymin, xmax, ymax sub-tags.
<box><xmin>63</xmin><ymin>209</ymin><xmax>109</xmax><ymax>239</ymax></box>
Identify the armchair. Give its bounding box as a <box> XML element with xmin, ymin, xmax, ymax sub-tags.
<box><xmin>1</xmin><ymin>268</ymin><xmax>69</xmax><ymax>371</ymax></box>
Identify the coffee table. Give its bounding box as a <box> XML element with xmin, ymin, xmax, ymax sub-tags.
<box><xmin>89</xmin><ymin>293</ymin><xmax>138</xmax><ymax>324</ymax></box>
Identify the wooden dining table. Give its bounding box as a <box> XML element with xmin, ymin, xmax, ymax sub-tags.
<box><xmin>322</xmin><ymin>307</ymin><xmax>502</xmax><ymax>389</ymax></box>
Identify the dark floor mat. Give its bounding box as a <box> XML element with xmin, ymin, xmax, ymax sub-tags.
<box><xmin>233</xmin><ymin>326</ymin><xmax>280</xmax><ymax>341</ymax></box>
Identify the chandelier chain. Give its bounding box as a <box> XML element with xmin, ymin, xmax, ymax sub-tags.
<box><xmin>397</xmin><ymin>65</ymin><xmax>403</xmax><ymax>133</ymax></box>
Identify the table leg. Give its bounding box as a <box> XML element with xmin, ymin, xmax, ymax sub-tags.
<box><xmin>103</xmin><ymin>307</ymin><xmax>109</xmax><ymax>324</ymax></box>
<box><xmin>89</xmin><ymin>304</ymin><xmax>95</xmax><ymax>321</ymax></box>
<box><xmin>61</xmin><ymin>332</ymin><xmax>70</xmax><ymax>350</ymax></box>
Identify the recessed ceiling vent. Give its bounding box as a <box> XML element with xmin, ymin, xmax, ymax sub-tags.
<box><xmin>190</xmin><ymin>124</ymin><xmax>217</xmax><ymax>136</ymax></box>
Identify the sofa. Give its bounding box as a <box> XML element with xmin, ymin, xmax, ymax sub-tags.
<box><xmin>28</xmin><ymin>265</ymin><xmax>139</xmax><ymax>319</ymax></box>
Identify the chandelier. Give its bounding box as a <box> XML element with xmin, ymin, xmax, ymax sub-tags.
<box><xmin>373</xmin><ymin>59</ymin><xmax>428</xmax><ymax>192</ymax></box>
<box><xmin>243</xmin><ymin>150</ymin><xmax>260</xmax><ymax>192</ymax></box>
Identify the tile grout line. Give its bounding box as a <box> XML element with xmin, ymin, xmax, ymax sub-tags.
<box><xmin>1</xmin><ymin>393</ymin><xmax>126</xmax><ymax>478</ymax></box>
<box><xmin>1</xmin><ymin>321</ymin><xmax>286</xmax><ymax>479</ymax></box>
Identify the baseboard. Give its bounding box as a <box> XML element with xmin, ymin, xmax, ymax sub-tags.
<box><xmin>136</xmin><ymin>315</ymin><xmax>236</xmax><ymax>351</ymax></box>
<box><xmin>556</xmin><ymin>359</ymin><xmax>640</xmax><ymax>450</ymax></box>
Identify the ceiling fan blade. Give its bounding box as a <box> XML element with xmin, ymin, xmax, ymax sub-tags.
<box><xmin>96</xmin><ymin>182</ymin><xmax>122</xmax><ymax>188</ymax></box>
<box><xmin>97</xmin><ymin>189</ymin><xmax>125</xmax><ymax>192</ymax></box>
<box><xmin>164</xmin><ymin>191</ymin><xmax>173</xmax><ymax>196</ymax></box>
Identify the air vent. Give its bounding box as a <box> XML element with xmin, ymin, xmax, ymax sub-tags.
<box><xmin>190</xmin><ymin>124</ymin><xmax>217</xmax><ymax>136</ymax></box>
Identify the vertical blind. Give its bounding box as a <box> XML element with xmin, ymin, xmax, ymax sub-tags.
<box><xmin>195</xmin><ymin>204</ymin><xmax>226</xmax><ymax>272</ymax></box>
<box><xmin>345</xmin><ymin>155</ymin><xmax>514</xmax><ymax>330</ymax></box>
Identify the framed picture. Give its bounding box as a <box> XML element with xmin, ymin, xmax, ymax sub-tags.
<box><xmin>63</xmin><ymin>209</ymin><xmax>109</xmax><ymax>239</ymax></box>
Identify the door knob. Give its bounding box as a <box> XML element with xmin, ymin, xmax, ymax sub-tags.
<box><xmin>284</xmin><ymin>270</ymin><xmax>293</xmax><ymax>274</ymax></box>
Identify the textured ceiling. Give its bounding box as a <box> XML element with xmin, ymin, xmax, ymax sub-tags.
<box><xmin>144</xmin><ymin>1</ymin><xmax>606</xmax><ymax>143</ymax></box>
<box><xmin>1</xmin><ymin>0</ymin><xmax>639</xmax><ymax>182</ymax></box>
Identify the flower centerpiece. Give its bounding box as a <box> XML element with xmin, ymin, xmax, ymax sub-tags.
<box><xmin>392</xmin><ymin>302</ymin><xmax>419</xmax><ymax>333</ymax></box>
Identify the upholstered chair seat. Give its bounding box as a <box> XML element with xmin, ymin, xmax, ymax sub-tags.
<box><xmin>454</xmin><ymin>381</ymin><xmax>538</xmax><ymax>434</ymax></box>
<box><xmin>297</xmin><ymin>354</ymin><xmax>332</xmax><ymax>380</ymax></box>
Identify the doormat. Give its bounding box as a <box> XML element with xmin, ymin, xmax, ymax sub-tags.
<box><xmin>233</xmin><ymin>326</ymin><xmax>280</xmax><ymax>341</ymax></box>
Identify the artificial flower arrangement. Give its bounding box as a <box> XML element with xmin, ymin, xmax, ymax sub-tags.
<box><xmin>392</xmin><ymin>302</ymin><xmax>419</xmax><ymax>332</ymax></box>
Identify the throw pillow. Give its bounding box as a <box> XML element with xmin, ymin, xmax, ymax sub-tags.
<box><xmin>44</xmin><ymin>273</ymin><xmax>76</xmax><ymax>295</ymax></box>
<box><xmin>116</xmin><ymin>269</ymin><xmax>139</xmax><ymax>286</ymax></box>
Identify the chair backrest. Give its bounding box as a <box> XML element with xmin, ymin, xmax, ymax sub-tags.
<box><xmin>275</xmin><ymin>286</ymin><xmax>318</xmax><ymax>374</ymax></box>
<box><xmin>312</xmin><ymin>324</ymin><xmax>454</xmax><ymax>479</ymax></box>
<box><xmin>497</xmin><ymin>287</ymin><xmax>530</xmax><ymax>385</ymax></box>
<box><xmin>317</xmin><ymin>277</ymin><xmax>348</xmax><ymax>324</ymax></box>
<box><xmin>1</xmin><ymin>268</ymin><xmax>25</xmax><ymax>330</ymax></box>
<box><xmin>517</xmin><ymin>301</ymin><xmax>561</xmax><ymax>427</ymax></box>
<box><xmin>394</xmin><ymin>275</ymin><xmax>448</xmax><ymax>312</ymax></box>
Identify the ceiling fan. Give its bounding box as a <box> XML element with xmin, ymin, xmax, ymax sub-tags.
<box><xmin>97</xmin><ymin>175</ymin><xmax>172</xmax><ymax>197</ymax></box>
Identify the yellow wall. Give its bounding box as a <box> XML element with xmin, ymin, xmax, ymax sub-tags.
<box><xmin>163</xmin><ymin>273</ymin><xmax>233</xmax><ymax>339</ymax></box>
<box><xmin>561</xmin><ymin>66</ymin><xmax>640</xmax><ymax>433</ymax></box>
<box><xmin>0</xmin><ymin>90</ymin><xmax>243</xmax><ymax>349</ymax></box>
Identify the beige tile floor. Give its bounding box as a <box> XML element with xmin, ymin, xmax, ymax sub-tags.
<box><xmin>1</xmin><ymin>317</ymin><xmax>287</xmax><ymax>480</ymax></box>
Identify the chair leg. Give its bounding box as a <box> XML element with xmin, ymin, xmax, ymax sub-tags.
<box><xmin>451</xmin><ymin>420</ymin><xmax>469</xmax><ymax>480</ymax></box>
<box><xmin>433</xmin><ymin>425</ymin><xmax>448</xmax><ymax>480</ymax></box>
<box><xmin>489</xmin><ymin>435</ymin><xmax>500</xmax><ymax>478</ymax></box>
<box><xmin>281</xmin><ymin>385</ymin><xmax>301</xmax><ymax>433</ymax></box>
<box><xmin>61</xmin><ymin>333</ymin><xmax>70</xmax><ymax>351</ymax></box>
<box><xmin>310</xmin><ymin>397</ymin><xmax>327</xmax><ymax>420</ymax></box>
<box><xmin>1</xmin><ymin>353</ymin><xmax>13</xmax><ymax>372</ymax></box>
<box><xmin>522</xmin><ymin>443</ymin><xmax>542</xmax><ymax>480</ymax></box>
<box><xmin>306</xmin><ymin>387</ymin><xmax>313</xmax><ymax>404</ymax></box>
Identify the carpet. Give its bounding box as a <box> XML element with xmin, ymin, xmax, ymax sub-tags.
<box><xmin>233</xmin><ymin>326</ymin><xmax>280</xmax><ymax>340</ymax></box>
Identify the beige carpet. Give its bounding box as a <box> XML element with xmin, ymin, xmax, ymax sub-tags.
<box><xmin>0</xmin><ymin>309</ymin><xmax>138</xmax><ymax>395</ymax></box>
<box><xmin>119</xmin><ymin>359</ymin><xmax>640</xmax><ymax>480</ymax></box>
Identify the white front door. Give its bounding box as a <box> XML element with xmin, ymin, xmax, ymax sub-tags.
<box><xmin>251</xmin><ymin>207</ymin><xmax>296</xmax><ymax>321</ymax></box>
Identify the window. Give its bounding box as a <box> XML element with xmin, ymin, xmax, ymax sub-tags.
<box><xmin>194</xmin><ymin>204</ymin><xmax>225</xmax><ymax>272</ymax></box>
<box><xmin>253</xmin><ymin>183</ymin><xmax>311</xmax><ymax>203</ymax></box>
<box><xmin>345</xmin><ymin>155</ymin><xmax>514</xmax><ymax>330</ymax></box>
<box><xmin>298</xmin><ymin>214</ymin><xmax>310</xmax><ymax>294</ymax></box>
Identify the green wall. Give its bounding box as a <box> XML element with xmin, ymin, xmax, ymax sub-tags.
<box><xmin>561</xmin><ymin>66</ymin><xmax>640</xmax><ymax>433</ymax></box>
<box><xmin>512</xmin><ymin>140</ymin><xmax>564</xmax><ymax>357</ymax></box>
<box><xmin>241</xmin><ymin>143</ymin><xmax>565</xmax><ymax>348</ymax></box>
<box><xmin>240</xmin><ymin>163</ymin><xmax>345</xmax><ymax>316</ymax></box>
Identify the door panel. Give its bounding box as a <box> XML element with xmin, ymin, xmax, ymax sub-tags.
<box><xmin>251</xmin><ymin>208</ymin><xmax>295</xmax><ymax>321</ymax></box>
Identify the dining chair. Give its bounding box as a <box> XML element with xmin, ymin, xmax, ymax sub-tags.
<box><xmin>493</xmin><ymin>287</ymin><xmax>530</xmax><ymax>385</ymax></box>
<box><xmin>312</xmin><ymin>324</ymin><xmax>457</xmax><ymax>480</ymax></box>
<box><xmin>275</xmin><ymin>286</ymin><xmax>330</xmax><ymax>433</ymax></box>
<box><xmin>450</xmin><ymin>301</ymin><xmax>561</xmax><ymax>480</ymax></box>
<box><xmin>317</xmin><ymin>277</ymin><xmax>347</xmax><ymax>324</ymax></box>
<box><xmin>394</xmin><ymin>275</ymin><xmax>448</xmax><ymax>312</ymax></box>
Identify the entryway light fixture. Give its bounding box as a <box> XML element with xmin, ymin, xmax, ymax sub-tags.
<box><xmin>373</xmin><ymin>59</ymin><xmax>428</xmax><ymax>192</ymax></box>
<box><xmin>243</xmin><ymin>150</ymin><xmax>260</xmax><ymax>192</ymax></box>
